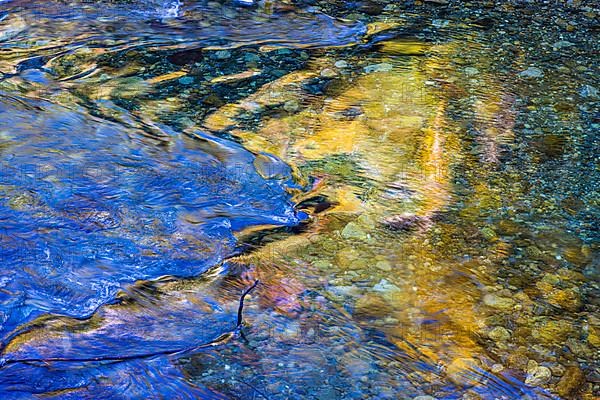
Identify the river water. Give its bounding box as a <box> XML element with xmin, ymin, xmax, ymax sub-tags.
<box><xmin>0</xmin><ymin>1</ymin><xmax>597</xmax><ymax>399</ymax></box>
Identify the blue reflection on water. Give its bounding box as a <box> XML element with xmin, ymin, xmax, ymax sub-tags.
<box><xmin>0</xmin><ymin>93</ymin><xmax>301</xmax><ymax>340</ymax></box>
<box><xmin>0</xmin><ymin>1</ymin><xmax>367</xmax><ymax>396</ymax></box>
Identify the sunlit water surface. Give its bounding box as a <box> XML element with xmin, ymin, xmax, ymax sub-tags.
<box><xmin>0</xmin><ymin>0</ymin><xmax>597</xmax><ymax>399</ymax></box>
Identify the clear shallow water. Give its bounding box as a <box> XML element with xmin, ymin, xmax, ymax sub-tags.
<box><xmin>0</xmin><ymin>0</ymin><xmax>598</xmax><ymax>399</ymax></box>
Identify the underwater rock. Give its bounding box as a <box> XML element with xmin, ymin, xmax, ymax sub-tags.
<box><xmin>491</xmin><ymin>364</ymin><xmax>504</xmax><ymax>373</ymax></box>
<box><xmin>320</xmin><ymin>68</ymin><xmax>338</xmax><ymax>78</ymax></box>
<box><xmin>178</xmin><ymin>76</ymin><xmax>194</xmax><ymax>85</ymax></box>
<box><xmin>547</xmin><ymin>288</ymin><xmax>581</xmax><ymax>311</ymax></box>
<box><xmin>334</xmin><ymin>60</ymin><xmax>349</xmax><ymax>68</ymax></box>
<box><xmin>341</xmin><ymin>221</ymin><xmax>368</xmax><ymax>240</ymax></box>
<box><xmin>364</xmin><ymin>63</ymin><xmax>393</xmax><ymax>73</ymax></box>
<box><xmin>372</xmin><ymin>279</ymin><xmax>402</xmax><ymax>301</ymax></box>
<box><xmin>482</xmin><ymin>293</ymin><xmax>515</xmax><ymax>310</ymax></box>
<box><xmin>375</xmin><ymin>260</ymin><xmax>392</xmax><ymax>272</ymax></box>
<box><xmin>507</xmin><ymin>351</ymin><xmax>529</xmax><ymax>370</ymax></box>
<box><xmin>519</xmin><ymin>67</ymin><xmax>544</xmax><ymax>78</ymax></box>
<box><xmin>579</xmin><ymin>84</ymin><xmax>598</xmax><ymax>98</ymax></box>
<box><xmin>464</xmin><ymin>67</ymin><xmax>479</xmax><ymax>76</ymax></box>
<box><xmin>563</xmin><ymin>245</ymin><xmax>592</xmax><ymax>267</ymax></box>
<box><xmin>336</xmin><ymin>247</ymin><xmax>367</xmax><ymax>270</ymax></box>
<box><xmin>532</xmin><ymin>319</ymin><xmax>572</xmax><ymax>345</ymax></box>
<box><xmin>283</xmin><ymin>99</ymin><xmax>300</xmax><ymax>113</ymax></box>
<box><xmin>214</xmin><ymin>50</ymin><xmax>231</xmax><ymax>60</ymax></box>
<box><xmin>488</xmin><ymin>326</ymin><xmax>511</xmax><ymax>342</ymax></box>
<box><xmin>383</xmin><ymin>214</ymin><xmax>425</xmax><ymax>231</ymax></box>
<box><xmin>480</xmin><ymin>226</ymin><xmax>497</xmax><ymax>241</ymax></box>
<box><xmin>565</xmin><ymin>337</ymin><xmax>594</xmax><ymax>359</ymax></box>
<box><xmin>587</xmin><ymin>325</ymin><xmax>600</xmax><ymax>347</ymax></box>
<box><xmin>445</xmin><ymin>357</ymin><xmax>483</xmax><ymax>387</ymax></box>
<box><xmin>525</xmin><ymin>361</ymin><xmax>551</xmax><ymax>386</ymax></box>
<box><xmin>556</xmin><ymin>365</ymin><xmax>585</xmax><ymax>397</ymax></box>
<box><xmin>354</xmin><ymin>292</ymin><xmax>393</xmax><ymax>319</ymax></box>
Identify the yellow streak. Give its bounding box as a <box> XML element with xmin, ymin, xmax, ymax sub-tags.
<box><xmin>146</xmin><ymin>70</ymin><xmax>187</xmax><ymax>84</ymax></box>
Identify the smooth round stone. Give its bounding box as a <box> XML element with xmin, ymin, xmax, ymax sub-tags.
<box><xmin>519</xmin><ymin>66</ymin><xmax>544</xmax><ymax>78</ymax></box>
<box><xmin>178</xmin><ymin>76</ymin><xmax>194</xmax><ymax>85</ymax></box>
<box><xmin>320</xmin><ymin>68</ymin><xmax>338</xmax><ymax>78</ymax></box>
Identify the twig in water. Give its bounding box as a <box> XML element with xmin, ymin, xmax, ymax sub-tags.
<box><xmin>238</xmin><ymin>379</ymin><xmax>270</xmax><ymax>400</ymax></box>
<box><xmin>237</xmin><ymin>280</ymin><xmax>259</xmax><ymax>328</ymax></box>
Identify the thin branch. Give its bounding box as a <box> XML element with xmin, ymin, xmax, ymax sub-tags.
<box><xmin>237</xmin><ymin>280</ymin><xmax>259</xmax><ymax>327</ymax></box>
<box><xmin>238</xmin><ymin>379</ymin><xmax>270</xmax><ymax>400</ymax></box>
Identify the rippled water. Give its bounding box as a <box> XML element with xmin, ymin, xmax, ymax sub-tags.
<box><xmin>0</xmin><ymin>0</ymin><xmax>598</xmax><ymax>399</ymax></box>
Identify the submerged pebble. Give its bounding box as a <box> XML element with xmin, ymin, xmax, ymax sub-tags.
<box><xmin>321</xmin><ymin>68</ymin><xmax>338</xmax><ymax>78</ymax></box>
<box><xmin>525</xmin><ymin>361</ymin><xmax>552</xmax><ymax>386</ymax></box>
<box><xmin>556</xmin><ymin>365</ymin><xmax>585</xmax><ymax>397</ymax></box>
<box><xmin>519</xmin><ymin>66</ymin><xmax>544</xmax><ymax>78</ymax></box>
<box><xmin>335</xmin><ymin>60</ymin><xmax>349</xmax><ymax>68</ymax></box>
<box><xmin>482</xmin><ymin>293</ymin><xmax>515</xmax><ymax>310</ymax></box>
<box><xmin>364</xmin><ymin>63</ymin><xmax>393</xmax><ymax>73</ymax></box>
<box><xmin>579</xmin><ymin>84</ymin><xmax>598</xmax><ymax>98</ymax></box>
<box><xmin>488</xmin><ymin>326</ymin><xmax>510</xmax><ymax>342</ymax></box>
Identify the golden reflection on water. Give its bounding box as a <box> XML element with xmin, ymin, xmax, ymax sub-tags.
<box><xmin>200</xmin><ymin>38</ymin><xmax>522</xmax><ymax>387</ymax></box>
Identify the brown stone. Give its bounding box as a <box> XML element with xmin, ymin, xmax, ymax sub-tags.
<box><xmin>563</xmin><ymin>245</ymin><xmax>592</xmax><ymax>267</ymax></box>
<box><xmin>354</xmin><ymin>293</ymin><xmax>392</xmax><ymax>319</ymax></box>
<box><xmin>532</xmin><ymin>319</ymin><xmax>572</xmax><ymax>345</ymax></box>
<box><xmin>556</xmin><ymin>366</ymin><xmax>585</xmax><ymax>397</ymax></box>
<box><xmin>588</xmin><ymin>325</ymin><xmax>600</xmax><ymax>347</ymax></box>
<box><xmin>507</xmin><ymin>353</ymin><xmax>529</xmax><ymax>370</ymax></box>
<box><xmin>547</xmin><ymin>288</ymin><xmax>581</xmax><ymax>311</ymax></box>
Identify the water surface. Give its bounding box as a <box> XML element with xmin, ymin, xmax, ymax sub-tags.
<box><xmin>0</xmin><ymin>0</ymin><xmax>598</xmax><ymax>399</ymax></box>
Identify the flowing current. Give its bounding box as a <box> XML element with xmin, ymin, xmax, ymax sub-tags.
<box><xmin>0</xmin><ymin>0</ymin><xmax>597</xmax><ymax>399</ymax></box>
<box><xmin>0</xmin><ymin>1</ymin><xmax>364</xmax><ymax>397</ymax></box>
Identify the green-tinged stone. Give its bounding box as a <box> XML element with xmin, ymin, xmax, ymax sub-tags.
<box><xmin>375</xmin><ymin>260</ymin><xmax>392</xmax><ymax>272</ymax></box>
<box><xmin>364</xmin><ymin>63</ymin><xmax>393</xmax><ymax>73</ymax></box>
<box><xmin>488</xmin><ymin>326</ymin><xmax>511</xmax><ymax>342</ymax></box>
<box><xmin>482</xmin><ymin>294</ymin><xmax>515</xmax><ymax>310</ymax></box>
<box><xmin>341</xmin><ymin>222</ymin><xmax>368</xmax><ymax>240</ymax></box>
<box><xmin>8</xmin><ymin>192</ymin><xmax>36</xmax><ymax>210</ymax></box>
<box><xmin>481</xmin><ymin>226</ymin><xmax>497</xmax><ymax>241</ymax></box>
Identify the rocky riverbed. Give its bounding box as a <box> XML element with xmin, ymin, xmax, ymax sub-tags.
<box><xmin>0</xmin><ymin>0</ymin><xmax>597</xmax><ymax>398</ymax></box>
